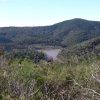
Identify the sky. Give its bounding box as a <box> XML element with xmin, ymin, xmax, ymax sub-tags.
<box><xmin>0</xmin><ymin>0</ymin><xmax>100</xmax><ymax>27</ymax></box>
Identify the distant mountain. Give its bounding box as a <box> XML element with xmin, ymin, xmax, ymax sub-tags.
<box><xmin>0</xmin><ymin>18</ymin><xmax>100</xmax><ymax>49</ymax></box>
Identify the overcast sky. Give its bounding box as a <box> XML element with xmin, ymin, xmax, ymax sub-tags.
<box><xmin>0</xmin><ymin>0</ymin><xmax>100</xmax><ymax>26</ymax></box>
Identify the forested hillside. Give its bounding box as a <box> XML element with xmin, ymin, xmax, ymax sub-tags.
<box><xmin>58</xmin><ymin>36</ymin><xmax>100</xmax><ymax>63</ymax></box>
<box><xmin>0</xmin><ymin>18</ymin><xmax>100</xmax><ymax>49</ymax></box>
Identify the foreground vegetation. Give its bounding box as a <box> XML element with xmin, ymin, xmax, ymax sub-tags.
<box><xmin>0</xmin><ymin>51</ymin><xmax>100</xmax><ymax>100</ymax></box>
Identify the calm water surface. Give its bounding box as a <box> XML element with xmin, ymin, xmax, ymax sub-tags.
<box><xmin>38</xmin><ymin>49</ymin><xmax>60</xmax><ymax>60</ymax></box>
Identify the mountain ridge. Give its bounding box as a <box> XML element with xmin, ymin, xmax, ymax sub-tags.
<box><xmin>0</xmin><ymin>18</ymin><xmax>100</xmax><ymax>49</ymax></box>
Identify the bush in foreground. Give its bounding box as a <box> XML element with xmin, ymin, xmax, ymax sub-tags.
<box><xmin>0</xmin><ymin>57</ymin><xmax>100</xmax><ymax>100</ymax></box>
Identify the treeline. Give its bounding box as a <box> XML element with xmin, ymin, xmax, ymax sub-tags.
<box><xmin>5</xmin><ymin>49</ymin><xmax>47</xmax><ymax>64</ymax></box>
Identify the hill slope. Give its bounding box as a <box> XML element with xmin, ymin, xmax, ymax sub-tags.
<box><xmin>0</xmin><ymin>18</ymin><xmax>100</xmax><ymax>48</ymax></box>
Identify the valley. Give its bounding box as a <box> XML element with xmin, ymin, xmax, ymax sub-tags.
<box><xmin>0</xmin><ymin>18</ymin><xmax>100</xmax><ymax>100</ymax></box>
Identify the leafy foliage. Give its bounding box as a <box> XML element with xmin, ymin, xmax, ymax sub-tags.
<box><xmin>0</xmin><ymin>55</ymin><xmax>100</xmax><ymax>99</ymax></box>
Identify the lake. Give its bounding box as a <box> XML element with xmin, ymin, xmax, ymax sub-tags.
<box><xmin>38</xmin><ymin>49</ymin><xmax>60</xmax><ymax>60</ymax></box>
